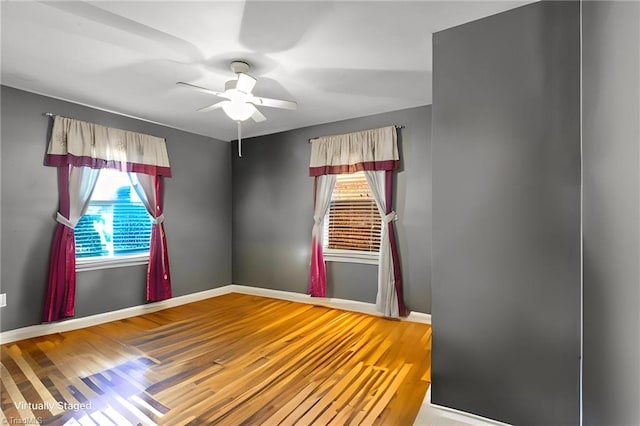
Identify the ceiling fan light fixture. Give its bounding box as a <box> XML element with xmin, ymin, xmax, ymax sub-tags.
<box><xmin>177</xmin><ymin>60</ymin><xmax>296</xmax><ymax>128</ymax></box>
<box><xmin>221</xmin><ymin>101</ymin><xmax>255</xmax><ymax>122</ymax></box>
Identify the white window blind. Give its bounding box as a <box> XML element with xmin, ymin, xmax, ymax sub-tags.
<box><xmin>323</xmin><ymin>171</ymin><xmax>381</xmax><ymax>255</ymax></box>
<box><xmin>75</xmin><ymin>169</ymin><xmax>152</xmax><ymax>270</ymax></box>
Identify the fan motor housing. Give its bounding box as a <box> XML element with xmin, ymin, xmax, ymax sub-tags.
<box><xmin>230</xmin><ymin>61</ymin><xmax>250</xmax><ymax>74</ymax></box>
<box><xmin>225</xmin><ymin>80</ymin><xmax>237</xmax><ymax>92</ymax></box>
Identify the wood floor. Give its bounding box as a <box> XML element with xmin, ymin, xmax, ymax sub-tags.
<box><xmin>1</xmin><ymin>293</ymin><xmax>432</xmax><ymax>425</ymax></box>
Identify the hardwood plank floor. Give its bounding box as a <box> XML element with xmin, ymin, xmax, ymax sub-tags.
<box><xmin>1</xmin><ymin>293</ymin><xmax>432</xmax><ymax>425</ymax></box>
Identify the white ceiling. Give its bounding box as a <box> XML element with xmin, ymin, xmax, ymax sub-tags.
<box><xmin>1</xmin><ymin>1</ymin><xmax>529</xmax><ymax>141</ymax></box>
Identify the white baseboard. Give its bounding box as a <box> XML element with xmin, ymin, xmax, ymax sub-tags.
<box><xmin>229</xmin><ymin>284</ymin><xmax>431</xmax><ymax>324</ymax></box>
<box><xmin>0</xmin><ymin>285</ymin><xmax>430</xmax><ymax>344</ymax></box>
<box><xmin>413</xmin><ymin>387</ymin><xmax>512</xmax><ymax>426</ymax></box>
<box><xmin>0</xmin><ymin>286</ymin><xmax>232</xmax><ymax>345</ymax></box>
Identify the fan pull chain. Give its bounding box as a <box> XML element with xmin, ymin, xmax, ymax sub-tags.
<box><xmin>237</xmin><ymin>120</ymin><xmax>242</xmax><ymax>157</ymax></box>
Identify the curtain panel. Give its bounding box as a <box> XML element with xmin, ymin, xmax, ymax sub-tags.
<box><xmin>129</xmin><ymin>172</ymin><xmax>172</xmax><ymax>301</ymax></box>
<box><xmin>43</xmin><ymin>116</ymin><xmax>172</xmax><ymax>323</ymax></box>
<box><xmin>307</xmin><ymin>125</ymin><xmax>407</xmax><ymax>317</ymax></box>
<box><xmin>364</xmin><ymin>170</ymin><xmax>408</xmax><ymax>318</ymax></box>
<box><xmin>309</xmin><ymin>175</ymin><xmax>337</xmax><ymax>297</ymax></box>
<box><xmin>43</xmin><ymin>165</ymin><xmax>100</xmax><ymax>322</ymax></box>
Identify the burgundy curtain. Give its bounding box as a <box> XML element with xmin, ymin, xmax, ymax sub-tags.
<box><xmin>43</xmin><ymin>167</ymin><xmax>74</xmax><ymax>322</ymax></box>
<box><xmin>385</xmin><ymin>170</ymin><xmax>407</xmax><ymax>317</ymax></box>
<box><xmin>308</xmin><ymin>175</ymin><xmax>336</xmax><ymax>297</ymax></box>
<box><xmin>43</xmin><ymin>224</ymin><xmax>76</xmax><ymax>322</ymax></box>
<box><xmin>130</xmin><ymin>173</ymin><xmax>172</xmax><ymax>301</ymax></box>
<box><xmin>43</xmin><ymin>165</ymin><xmax>101</xmax><ymax>322</ymax></box>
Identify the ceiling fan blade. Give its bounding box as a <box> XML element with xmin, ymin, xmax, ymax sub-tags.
<box><xmin>197</xmin><ymin>101</ymin><xmax>228</xmax><ymax>112</ymax></box>
<box><xmin>250</xmin><ymin>96</ymin><xmax>298</xmax><ymax>110</ymax></box>
<box><xmin>251</xmin><ymin>108</ymin><xmax>267</xmax><ymax>123</ymax></box>
<box><xmin>41</xmin><ymin>2</ymin><xmax>203</xmax><ymax>63</ymax></box>
<box><xmin>177</xmin><ymin>81</ymin><xmax>228</xmax><ymax>98</ymax></box>
<box><xmin>236</xmin><ymin>73</ymin><xmax>257</xmax><ymax>94</ymax></box>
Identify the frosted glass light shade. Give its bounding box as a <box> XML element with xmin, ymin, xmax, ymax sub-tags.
<box><xmin>222</xmin><ymin>101</ymin><xmax>255</xmax><ymax>121</ymax></box>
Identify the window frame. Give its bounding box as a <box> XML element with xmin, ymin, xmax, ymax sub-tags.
<box><xmin>322</xmin><ymin>248</ymin><xmax>380</xmax><ymax>265</ymax></box>
<box><xmin>76</xmin><ymin>252</ymin><xmax>149</xmax><ymax>272</ymax></box>
<box><xmin>74</xmin><ymin>169</ymin><xmax>152</xmax><ymax>272</ymax></box>
<box><xmin>323</xmin><ymin>172</ymin><xmax>381</xmax><ymax>265</ymax></box>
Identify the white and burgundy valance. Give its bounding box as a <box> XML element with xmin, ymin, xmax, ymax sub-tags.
<box><xmin>309</xmin><ymin>126</ymin><xmax>399</xmax><ymax>176</ymax></box>
<box><xmin>45</xmin><ymin>116</ymin><xmax>172</xmax><ymax>177</ymax></box>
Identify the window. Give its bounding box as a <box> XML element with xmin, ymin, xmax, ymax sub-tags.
<box><xmin>323</xmin><ymin>171</ymin><xmax>381</xmax><ymax>264</ymax></box>
<box><xmin>75</xmin><ymin>169</ymin><xmax>153</xmax><ymax>271</ymax></box>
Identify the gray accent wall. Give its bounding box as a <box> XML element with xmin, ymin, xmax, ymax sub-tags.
<box><xmin>583</xmin><ymin>2</ymin><xmax>640</xmax><ymax>425</ymax></box>
<box><xmin>232</xmin><ymin>106</ymin><xmax>432</xmax><ymax>314</ymax></box>
<box><xmin>0</xmin><ymin>86</ymin><xmax>232</xmax><ymax>332</ymax></box>
<box><xmin>431</xmin><ymin>2</ymin><xmax>581</xmax><ymax>425</ymax></box>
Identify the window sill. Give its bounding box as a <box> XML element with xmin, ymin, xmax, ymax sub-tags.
<box><xmin>76</xmin><ymin>253</ymin><xmax>149</xmax><ymax>272</ymax></box>
<box><xmin>323</xmin><ymin>249</ymin><xmax>379</xmax><ymax>265</ymax></box>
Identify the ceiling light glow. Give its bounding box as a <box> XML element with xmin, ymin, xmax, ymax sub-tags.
<box><xmin>222</xmin><ymin>101</ymin><xmax>254</xmax><ymax>121</ymax></box>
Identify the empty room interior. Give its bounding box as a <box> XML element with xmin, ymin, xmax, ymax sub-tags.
<box><xmin>1</xmin><ymin>1</ymin><xmax>639</xmax><ymax>425</ymax></box>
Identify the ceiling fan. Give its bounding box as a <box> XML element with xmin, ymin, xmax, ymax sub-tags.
<box><xmin>177</xmin><ymin>61</ymin><xmax>297</xmax><ymax>156</ymax></box>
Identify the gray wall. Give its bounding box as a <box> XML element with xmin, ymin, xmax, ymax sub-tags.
<box><xmin>583</xmin><ymin>2</ymin><xmax>640</xmax><ymax>425</ymax></box>
<box><xmin>431</xmin><ymin>2</ymin><xmax>581</xmax><ymax>425</ymax></box>
<box><xmin>0</xmin><ymin>86</ymin><xmax>232</xmax><ymax>332</ymax></box>
<box><xmin>232</xmin><ymin>106</ymin><xmax>432</xmax><ymax>313</ymax></box>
